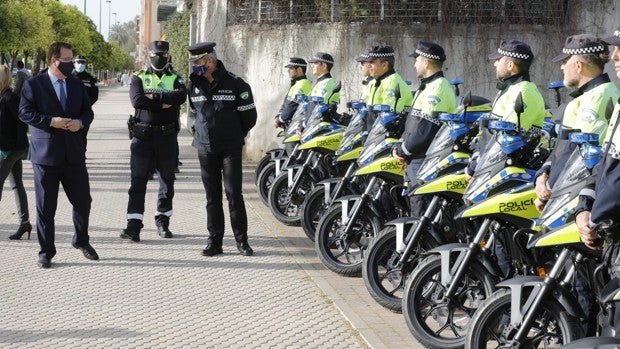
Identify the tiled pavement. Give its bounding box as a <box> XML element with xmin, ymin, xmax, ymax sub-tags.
<box><xmin>0</xmin><ymin>86</ymin><xmax>422</xmax><ymax>348</ymax></box>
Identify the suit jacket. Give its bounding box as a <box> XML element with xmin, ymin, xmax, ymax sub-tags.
<box><xmin>18</xmin><ymin>72</ymin><xmax>93</xmax><ymax>166</ymax></box>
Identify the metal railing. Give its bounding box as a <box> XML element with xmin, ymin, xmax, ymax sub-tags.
<box><xmin>226</xmin><ymin>0</ymin><xmax>568</xmax><ymax>26</ymax></box>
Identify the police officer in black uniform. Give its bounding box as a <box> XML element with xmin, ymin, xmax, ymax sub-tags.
<box><xmin>73</xmin><ymin>55</ymin><xmax>98</xmax><ymax>150</ymax></box>
<box><xmin>120</xmin><ymin>41</ymin><xmax>186</xmax><ymax>242</ymax></box>
<box><xmin>187</xmin><ymin>42</ymin><xmax>257</xmax><ymax>256</ymax></box>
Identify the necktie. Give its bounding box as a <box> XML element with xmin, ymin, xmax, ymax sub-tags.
<box><xmin>58</xmin><ymin>79</ymin><xmax>67</xmax><ymax>111</ymax></box>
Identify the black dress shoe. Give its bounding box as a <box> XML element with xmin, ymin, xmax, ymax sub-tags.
<box><xmin>120</xmin><ymin>228</ymin><xmax>140</xmax><ymax>242</ymax></box>
<box><xmin>38</xmin><ymin>257</ymin><xmax>52</xmax><ymax>269</ymax></box>
<box><xmin>236</xmin><ymin>242</ymin><xmax>254</xmax><ymax>256</ymax></box>
<box><xmin>73</xmin><ymin>244</ymin><xmax>100</xmax><ymax>261</ymax></box>
<box><xmin>201</xmin><ymin>244</ymin><xmax>223</xmax><ymax>256</ymax></box>
<box><xmin>157</xmin><ymin>226</ymin><xmax>173</xmax><ymax>238</ymax></box>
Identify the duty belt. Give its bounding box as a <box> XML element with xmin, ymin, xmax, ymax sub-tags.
<box><xmin>136</xmin><ymin>122</ymin><xmax>178</xmax><ymax>133</ymax></box>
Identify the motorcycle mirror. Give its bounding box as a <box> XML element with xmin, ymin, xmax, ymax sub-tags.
<box><xmin>605</xmin><ymin>97</ymin><xmax>614</xmax><ymax>121</ymax></box>
<box><xmin>514</xmin><ymin>92</ymin><xmax>524</xmax><ymax>131</ymax></box>
<box><xmin>462</xmin><ymin>91</ymin><xmax>472</xmax><ymax>107</ymax></box>
<box><xmin>333</xmin><ymin>81</ymin><xmax>342</xmax><ymax>93</ymax></box>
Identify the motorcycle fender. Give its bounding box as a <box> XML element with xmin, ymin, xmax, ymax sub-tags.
<box><xmin>496</xmin><ymin>276</ymin><xmax>586</xmax><ymax>325</ymax></box>
<box><xmin>266</xmin><ymin>148</ymin><xmax>285</xmax><ymax>159</ymax></box>
<box><xmin>427</xmin><ymin>243</ymin><xmax>469</xmax><ymax>286</ymax></box>
<box><xmin>336</xmin><ymin>195</ymin><xmax>363</xmax><ymax>224</ymax></box>
<box><xmin>287</xmin><ymin>165</ymin><xmax>304</xmax><ymax>187</ymax></box>
<box><xmin>384</xmin><ymin>217</ymin><xmax>419</xmax><ymax>252</ymax></box>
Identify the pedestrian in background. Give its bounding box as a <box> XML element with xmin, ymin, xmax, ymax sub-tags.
<box><xmin>187</xmin><ymin>41</ymin><xmax>257</xmax><ymax>257</ymax></box>
<box><xmin>12</xmin><ymin>61</ymin><xmax>30</xmax><ymax>98</ymax></box>
<box><xmin>0</xmin><ymin>65</ymin><xmax>31</xmax><ymax>241</ymax></box>
<box><xmin>73</xmin><ymin>55</ymin><xmax>99</xmax><ymax>152</ymax></box>
<box><xmin>19</xmin><ymin>41</ymin><xmax>98</xmax><ymax>268</ymax></box>
<box><xmin>120</xmin><ymin>40</ymin><xmax>186</xmax><ymax>242</ymax></box>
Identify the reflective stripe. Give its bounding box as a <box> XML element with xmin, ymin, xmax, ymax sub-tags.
<box><xmin>579</xmin><ymin>188</ymin><xmax>596</xmax><ymax>199</ymax></box>
<box><xmin>127</xmin><ymin>213</ymin><xmax>144</xmax><ymax>220</ymax></box>
<box><xmin>212</xmin><ymin>95</ymin><xmax>235</xmax><ymax>101</ymax></box>
<box><xmin>237</xmin><ymin>103</ymin><xmax>255</xmax><ymax>112</ymax></box>
<box><xmin>401</xmin><ymin>142</ymin><xmax>411</xmax><ymax>156</ymax></box>
<box><xmin>156</xmin><ymin>210</ymin><xmax>173</xmax><ymax>217</ymax></box>
<box><xmin>411</xmin><ymin>109</ymin><xmax>441</xmax><ymax>126</ymax></box>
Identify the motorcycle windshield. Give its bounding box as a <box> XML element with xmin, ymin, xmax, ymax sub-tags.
<box><xmin>538</xmin><ymin>148</ymin><xmax>594</xmax><ymax>226</ymax></box>
<box><xmin>463</xmin><ymin>137</ymin><xmax>507</xmax><ymax>199</ymax></box>
<box><xmin>416</xmin><ymin>125</ymin><xmax>454</xmax><ymax>181</ymax></box>
<box><xmin>358</xmin><ymin>112</ymin><xmax>394</xmax><ymax>162</ymax></box>
<box><xmin>334</xmin><ymin>111</ymin><xmax>367</xmax><ymax>156</ymax></box>
<box><xmin>285</xmin><ymin>101</ymin><xmax>308</xmax><ymax>138</ymax></box>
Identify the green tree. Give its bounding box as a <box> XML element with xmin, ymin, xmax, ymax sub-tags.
<box><xmin>43</xmin><ymin>0</ymin><xmax>93</xmax><ymax>56</ymax></box>
<box><xmin>110</xmin><ymin>20</ymin><xmax>138</xmax><ymax>54</ymax></box>
<box><xmin>162</xmin><ymin>10</ymin><xmax>190</xmax><ymax>82</ymax></box>
<box><xmin>0</xmin><ymin>0</ymin><xmax>53</xmax><ymax>68</ymax></box>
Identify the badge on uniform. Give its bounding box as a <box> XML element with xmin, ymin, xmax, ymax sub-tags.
<box><xmin>240</xmin><ymin>91</ymin><xmax>250</xmax><ymax>100</ymax></box>
<box><xmin>427</xmin><ymin>95</ymin><xmax>441</xmax><ymax>106</ymax></box>
<box><xmin>579</xmin><ymin>108</ymin><xmax>599</xmax><ymax>123</ymax></box>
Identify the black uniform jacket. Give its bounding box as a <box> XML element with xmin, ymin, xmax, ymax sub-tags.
<box><xmin>73</xmin><ymin>71</ymin><xmax>99</xmax><ymax>106</ymax></box>
<box><xmin>188</xmin><ymin>60</ymin><xmax>257</xmax><ymax>152</ymax></box>
<box><xmin>129</xmin><ymin>67</ymin><xmax>187</xmax><ymax>125</ymax></box>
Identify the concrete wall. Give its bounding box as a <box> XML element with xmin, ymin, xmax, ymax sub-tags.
<box><xmin>193</xmin><ymin>0</ymin><xmax>619</xmax><ymax>161</ymax></box>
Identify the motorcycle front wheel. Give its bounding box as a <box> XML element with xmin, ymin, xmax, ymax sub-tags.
<box><xmin>402</xmin><ymin>254</ymin><xmax>497</xmax><ymax>349</ymax></box>
<box><xmin>465</xmin><ymin>288</ymin><xmax>583</xmax><ymax>349</ymax></box>
<box><xmin>315</xmin><ymin>203</ymin><xmax>382</xmax><ymax>277</ymax></box>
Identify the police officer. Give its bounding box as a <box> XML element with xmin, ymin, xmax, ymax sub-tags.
<box><xmin>535</xmin><ymin>34</ymin><xmax>619</xmax><ymax>211</ymax></box>
<box><xmin>390</xmin><ymin>41</ymin><xmax>456</xmax><ymax>219</ymax></box>
<box><xmin>299</xmin><ymin>52</ymin><xmax>340</xmax><ymax>132</ymax></box>
<box><xmin>467</xmin><ymin>39</ymin><xmax>546</xmax><ymax>279</ymax></box>
<box><xmin>273</xmin><ymin>57</ymin><xmax>311</xmax><ymax>128</ymax></box>
<box><xmin>576</xmin><ymin>26</ymin><xmax>620</xmax><ymax>334</ymax></box>
<box><xmin>73</xmin><ymin>55</ymin><xmax>99</xmax><ymax>150</ymax></box>
<box><xmin>187</xmin><ymin>42</ymin><xmax>257</xmax><ymax>257</ymax></box>
<box><xmin>355</xmin><ymin>50</ymin><xmax>374</xmax><ymax>105</ymax></box>
<box><xmin>120</xmin><ymin>40</ymin><xmax>187</xmax><ymax>242</ymax></box>
<box><xmin>466</xmin><ymin>39</ymin><xmax>546</xmax><ymax>181</ymax></box>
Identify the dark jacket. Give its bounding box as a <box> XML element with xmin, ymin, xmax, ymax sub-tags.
<box><xmin>73</xmin><ymin>70</ymin><xmax>99</xmax><ymax>106</ymax></box>
<box><xmin>188</xmin><ymin>60</ymin><xmax>257</xmax><ymax>152</ymax></box>
<box><xmin>129</xmin><ymin>67</ymin><xmax>187</xmax><ymax>126</ymax></box>
<box><xmin>0</xmin><ymin>89</ymin><xmax>28</xmax><ymax>151</ymax></box>
<box><xmin>18</xmin><ymin>71</ymin><xmax>93</xmax><ymax>165</ymax></box>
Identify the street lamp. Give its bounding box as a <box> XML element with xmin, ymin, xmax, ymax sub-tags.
<box><xmin>111</xmin><ymin>12</ymin><xmax>117</xmax><ymax>41</ymax></box>
<box><xmin>106</xmin><ymin>0</ymin><xmax>111</xmax><ymax>40</ymax></box>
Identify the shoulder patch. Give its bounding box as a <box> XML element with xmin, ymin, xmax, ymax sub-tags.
<box><xmin>579</xmin><ymin>108</ymin><xmax>599</xmax><ymax>123</ymax></box>
<box><xmin>386</xmin><ymin>89</ymin><xmax>396</xmax><ymax>98</ymax></box>
<box><xmin>427</xmin><ymin>95</ymin><xmax>441</xmax><ymax>106</ymax></box>
<box><xmin>240</xmin><ymin>91</ymin><xmax>250</xmax><ymax>100</ymax></box>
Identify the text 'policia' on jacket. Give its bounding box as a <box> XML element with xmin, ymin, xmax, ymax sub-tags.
<box><xmin>130</xmin><ymin>67</ymin><xmax>186</xmax><ymax>125</ymax></box>
<box><xmin>188</xmin><ymin>60</ymin><xmax>258</xmax><ymax>152</ymax></box>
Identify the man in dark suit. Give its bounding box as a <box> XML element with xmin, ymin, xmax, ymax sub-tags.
<box><xmin>19</xmin><ymin>41</ymin><xmax>98</xmax><ymax>269</ymax></box>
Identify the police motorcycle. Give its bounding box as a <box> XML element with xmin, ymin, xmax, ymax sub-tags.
<box><xmin>254</xmin><ymin>94</ymin><xmax>310</xmax><ymax>185</ymax></box>
<box><xmin>256</xmin><ymin>95</ymin><xmax>309</xmax><ymax>206</ymax></box>
<box><xmin>362</xmin><ymin>94</ymin><xmax>491</xmax><ymax>313</ymax></box>
<box><xmin>402</xmin><ymin>93</ymin><xmax>551</xmax><ymax>349</ymax></box>
<box><xmin>465</xmin><ymin>100</ymin><xmax>614</xmax><ymax>348</ymax></box>
<box><xmin>464</xmin><ymin>131</ymin><xmax>605</xmax><ymax>348</ymax></box>
<box><xmin>314</xmin><ymin>103</ymin><xmax>409</xmax><ymax>277</ymax></box>
<box><xmin>268</xmin><ymin>84</ymin><xmax>347</xmax><ymax>226</ymax></box>
<box><xmin>299</xmin><ymin>100</ymin><xmax>369</xmax><ymax>241</ymax></box>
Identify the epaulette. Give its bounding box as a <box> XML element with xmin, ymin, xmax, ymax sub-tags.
<box><xmin>227</xmin><ymin>71</ymin><xmax>238</xmax><ymax>79</ymax></box>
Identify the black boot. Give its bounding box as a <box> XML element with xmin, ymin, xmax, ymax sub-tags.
<box><xmin>9</xmin><ymin>222</ymin><xmax>32</xmax><ymax>240</ymax></box>
<box><xmin>120</xmin><ymin>220</ymin><xmax>143</xmax><ymax>242</ymax></box>
<box><xmin>157</xmin><ymin>225</ymin><xmax>173</xmax><ymax>238</ymax></box>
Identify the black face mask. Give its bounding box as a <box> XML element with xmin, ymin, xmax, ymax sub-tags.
<box><xmin>150</xmin><ymin>55</ymin><xmax>168</xmax><ymax>71</ymax></box>
<box><xmin>57</xmin><ymin>61</ymin><xmax>74</xmax><ymax>77</ymax></box>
